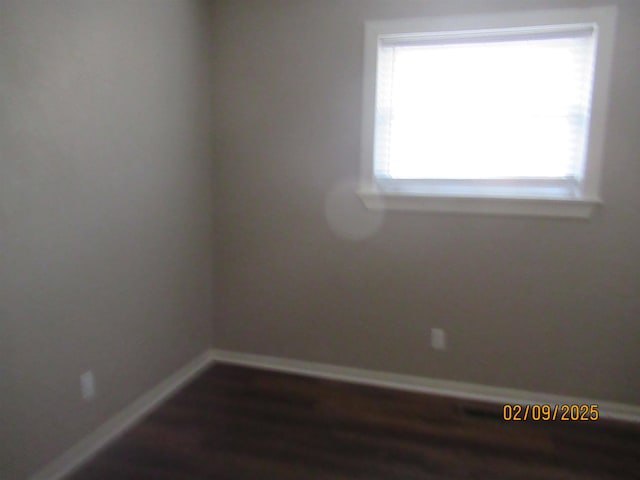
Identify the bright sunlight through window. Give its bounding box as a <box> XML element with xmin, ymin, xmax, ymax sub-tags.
<box><xmin>376</xmin><ymin>30</ymin><xmax>593</xmax><ymax>182</ymax></box>
<box><xmin>359</xmin><ymin>8</ymin><xmax>617</xmax><ymax>218</ymax></box>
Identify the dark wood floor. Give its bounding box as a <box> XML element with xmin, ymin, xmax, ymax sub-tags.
<box><xmin>69</xmin><ymin>364</ymin><xmax>640</xmax><ymax>480</ymax></box>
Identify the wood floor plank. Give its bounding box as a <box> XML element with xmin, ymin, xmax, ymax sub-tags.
<box><xmin>69</xmin><ymin>364</ymin><xmax>640</xmax><ymax>480</ymax></box>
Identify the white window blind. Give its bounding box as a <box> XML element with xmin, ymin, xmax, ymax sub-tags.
<box><xmin>373</xmin><ymin>25</ymin><xmax>597</xmax><ymax>197</ymax></box>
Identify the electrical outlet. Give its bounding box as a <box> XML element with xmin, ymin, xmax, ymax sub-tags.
<box><xmin>431</xmin><ymin>328</ymin><xmax>446</xmax><ymax>351</ymax></box>
<box><xmin>80</xmin><ymin>371</ymin><xmax>96</xmax><ymax>401</ymax></box>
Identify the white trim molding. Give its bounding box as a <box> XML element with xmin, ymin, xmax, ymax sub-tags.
<box><xmin>358</xmin><ymin>188</ymin><xmax>601</xmax><ymax>218</ymax></box>
<box><xmin>30</xmin><ymin>350</ymin><xmax>215</xmax><ymax>480</ymax></box>
<box><xmin>359</xmin><ymin>6</ymin><xmax>618</xmax><ymax>219</ymax></box>
<box><xmin>29</xmin><ymin>347</ymin><xmax>640</xmax><ymax>480</ymax></box>
<box><xmin>210</xmin><ymin>349</ymin><xmax>640</xmax><ymax>424</ymax></box>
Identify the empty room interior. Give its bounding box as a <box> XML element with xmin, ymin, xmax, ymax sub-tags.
<box><xmin>1</xmin><ymin>0</ymin><xmax>639</xmax><ymax>479</ymax></box>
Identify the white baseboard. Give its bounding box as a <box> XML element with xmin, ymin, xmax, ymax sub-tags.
<box><xmin>210</xmin><ymin>348</ymin><xmax>640</xmax><ymax>424</ymax></box>
<box><xmin>29</xmin><ymin>347</ymin><xmax>639</xmax><ymax>480</ymax></box>
<box><xmin>30</xmin><ymin>350</ymin><xmax>215</xmax><ymax>480</ymax></box>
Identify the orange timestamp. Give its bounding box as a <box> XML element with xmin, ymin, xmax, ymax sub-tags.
<box><xmin>503</xmin><ymin>404</ymin><xmax>599</xmax><ymax>421</ymax></box>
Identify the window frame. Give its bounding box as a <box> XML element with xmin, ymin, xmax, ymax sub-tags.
<box><xmin>358</xmin><ymin>6</ymin><xmax>617</xmax><ymax>219</ymax></box>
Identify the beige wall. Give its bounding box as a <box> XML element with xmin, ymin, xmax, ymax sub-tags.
<box><xmin>2</xmin><ymin>1</ymin><xmax>638</xmax><ymax>477</ymax></box>
<box><xmin>0</xmin><ymin>1</ymin><xmax>214</xmax><ymax>478</ymax></box>
<box><xmin>211</xmin><ymin>0</ymin><xmax>640</xmax><ymax>404</ymax></box>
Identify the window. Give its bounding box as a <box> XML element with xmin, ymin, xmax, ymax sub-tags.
<box><xmin>359</xmin><ymin>7</ymin><xmax>617</xmax><ymax>218</ymax></box>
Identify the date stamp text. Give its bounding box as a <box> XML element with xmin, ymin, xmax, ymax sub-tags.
<box><xmin>503</xmin><ymin>404</ymin><xmax>599</xmax><ymax>421</ymax></box>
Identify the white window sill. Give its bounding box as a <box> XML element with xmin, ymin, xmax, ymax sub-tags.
<box><xmin>357</xmin><ymin>188</ymin><xmax>601</xmax><ymax>219</ymax></box>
